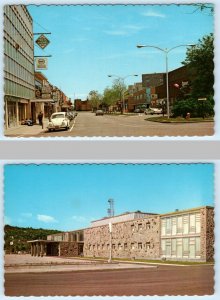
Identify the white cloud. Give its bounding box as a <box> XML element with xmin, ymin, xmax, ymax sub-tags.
<box><xmin>141</xmin><ymin>10</ymin><xmax>166</xmax><ymax>18</ymax></box>
<box><xmin>37</xmin><ymin>214</ymin><xmax>58</xmax><ymax>223</ymax></box>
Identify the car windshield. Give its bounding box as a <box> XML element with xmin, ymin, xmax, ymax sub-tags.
<box><xmin>52</xmin><ymin>114</ymin><xmax>65</xmax><ymax>119</ymax></box>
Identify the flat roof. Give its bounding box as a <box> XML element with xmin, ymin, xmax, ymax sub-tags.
<box><xmin>91</xmin><ymin>211</ymin><xmax>158</xmax><ymax>223</ymax></box>
<box><xmin>160</xmin><ymin>206</ymin><xmax>214</xmax><ymax>217</ymax></box>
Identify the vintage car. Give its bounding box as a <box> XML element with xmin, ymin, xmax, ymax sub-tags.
<box><xmin>47</xmin><ymin>112</ymin><xmax>70</xmax><ymax>131</ymax></box>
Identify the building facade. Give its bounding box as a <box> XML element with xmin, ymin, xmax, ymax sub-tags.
<box><xmin>4</xmin><ymin>5</ymin><xmax>35</xmax><ymax>129</ymax></box>
<box><xmin>28</xmin><ymin>206</ymin><xmax>214</xmax><ymax>262</ymax></box>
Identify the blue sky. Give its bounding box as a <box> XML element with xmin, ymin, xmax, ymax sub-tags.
<box><xmin>27</xmin><ymin>4</ymin><xmax>214</xmax><ymax>100</ymax></box>
<box><xmin>4</xmin><ymin>164</ymin><xmax>214</xmax><ymax>231</ymax></box>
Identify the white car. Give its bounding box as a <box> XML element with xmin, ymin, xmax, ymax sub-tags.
<box><xmin>47</xmin><ymin>112</ymin><xmax>70</xmax><ymax>131</ymax></box>
<box><xmin>145</xmin><ymin>108</ymin><xmax>162</xmax><ymax>115</ymax></box>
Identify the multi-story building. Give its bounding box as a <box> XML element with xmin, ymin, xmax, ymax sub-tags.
<box><xmin>4</xmin><ymin>5</ymin><xmax>35</xmax><ymax>129</ymax></box>
<box><xmin>125</xmin><ymin>83</ymin><xmax>148</xmax><ymax>112</ymax></box>
<box><xmin>28</xmin><ymin>206</ymin><xmax>214</xmax><ymax>262</ymax></box>
<box><xmin>75</xmin><ymin>99</ymin><xmax>92</xmax><ymax>111</ymax></box>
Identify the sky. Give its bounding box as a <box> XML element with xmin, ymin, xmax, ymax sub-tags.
<box><xmin>4</xmin><ymin>163</ymin><xmax>214</xmax><ymax>231</ymax></box>
<box><xmin>27</xmin><ymin>4</ymin><xmax>214</xmax><ymax>100</ymax></box>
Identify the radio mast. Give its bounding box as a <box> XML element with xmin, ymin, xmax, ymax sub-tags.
<box><xmin>107</xmin><ymin>198</ymin><xmax>115</xmax><ymax>217</ymax></box>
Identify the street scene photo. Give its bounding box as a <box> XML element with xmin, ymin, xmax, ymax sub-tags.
<box><xmin>4</xmin><ymin>163</ymin><xmax>214</xmax><ymax>296</ymax></box>
<box><xmin>3</xmin><ymin>4</ymin><xmax>214</xmax><ymax>137</ymax></box>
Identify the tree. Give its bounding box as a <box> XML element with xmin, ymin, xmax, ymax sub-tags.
<box><xmin>88</xmin><ymin>90</ymin><xmax>102</xmax><ymax>111</ymax></box>
<box><xmin>102</xmin><ymin>79</ymin><xmax>127</xmax><ymax>112</ymax></box>
<box><xmin>183</xmin><ymin>33</ymin><xmax>214</xmax><ymax>99</ymax></box>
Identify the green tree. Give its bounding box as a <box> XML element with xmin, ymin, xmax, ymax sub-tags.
<box><xmin>183</xmin><ymin>33</ymin><xmax>214</xmax><ymax>99</ymax></box>
<box><xmin>88</xmin><ymin>90</ymin><xmax>102</xmax><ymax>111</ymax></box>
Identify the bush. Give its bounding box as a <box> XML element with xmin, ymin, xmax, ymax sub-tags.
<box><xmin>172</xmin><ymin>97</ymin><xmax>214</xmax><ymax>118</ymax></box>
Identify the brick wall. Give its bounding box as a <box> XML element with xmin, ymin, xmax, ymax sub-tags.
<box><xmin>59</xmin><ymin>242</ymin><xmax>80</xmax><ymax>257</ymax></box>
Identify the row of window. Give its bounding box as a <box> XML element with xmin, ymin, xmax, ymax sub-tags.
<box><xmin>131</xmin><ymin>221</ymin><xmax>155</xmax><ymax>232</ymax></box>
<box><xmin>88</xmin><ymin>242</ymin><xmax>153</xmax><ymax>251</ymax></box>
<box><xmin>4</xmin><ymin>40</ymin><xmax>34</xmax><ymax>73</ymax></box>
<box><xmin>161</xmin><ymin>237</ymin><xmax>201</xmax><ymax>258</ymax></box>
<box><xmin>161</xmin><ymin>213</ymin><xmax>201</xmax><ymax>236</ymax></box>
<box><xmin>4</xmin><ymin>6</ymin><xmax>33</xmax><ymax>48</ymax></box>
<box><xmin>5</xmin><ymin>79</ymin><xmax>34</xmax><ymax>99</ymax></box>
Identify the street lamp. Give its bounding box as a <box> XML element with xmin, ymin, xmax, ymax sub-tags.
<box><xmin>108</xmin><ymin>74</ymin><xmax>138</xmax><ymax>114</ymax></box>
<box><xmin>136</xmin><ymin>44</ymin><xmax>195</xmax><ymax>118</ymax></box>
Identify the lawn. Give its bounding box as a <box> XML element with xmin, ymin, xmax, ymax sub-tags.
<box><xmin>145</xmin><ymin>116</ymin><xmax>214</xmax><ymax>123</ymax></box>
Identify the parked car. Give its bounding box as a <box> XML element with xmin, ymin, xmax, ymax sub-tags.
<box><xmin>66</xmin><ymin>111</ymin><xmax>77</xmax><ymax>121</ymax></box>
<box><xmin>145</xmin><ymin>108</ymin><xmax>163</xmax><ymax>115</ymax></box>
<box><xmin>96</xmin><ymin>110</ymin><xmax>104</xmax><ymax>116</ymax></box>
<box><xmin>134</xmin><ymin>108</ymin><xmax>144</xmax><ymax>113</ymax></box>
<box><xmin>47</xmin><ymin>112</ymin><xmax>70</xmax><ymax>131</ymax></box>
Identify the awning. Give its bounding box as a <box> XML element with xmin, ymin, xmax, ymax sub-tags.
<box><xmin>30</xmin><ymin>98</ymin><xmax>55</xmax><ymax>103</ymax></box>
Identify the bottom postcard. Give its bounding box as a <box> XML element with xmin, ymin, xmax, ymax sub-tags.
<box><xmin>4</xmin><ymin>163</ymin><xmax>214</xmax><ymax>296</ymax></box>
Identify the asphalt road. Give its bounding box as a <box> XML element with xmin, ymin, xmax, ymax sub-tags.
<box><xmin>36</xmin><ymin>112</ymin><xmax>214</xmax><ymax>137</ymax></box>
<box><xmin>5</xmin><ymin>265</ymin><xmax>214</xmax><ymax>296</ymax></box>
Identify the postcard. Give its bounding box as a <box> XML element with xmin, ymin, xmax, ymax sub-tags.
<box><xmin>3</xmin><ymin>4</ymin><xmax>215</xmax><ymax>137</ymax></box>
<box><xmin>4</xmin><ymin>163</ymin><xmax>215</xmax><ymax>296</ymax></box>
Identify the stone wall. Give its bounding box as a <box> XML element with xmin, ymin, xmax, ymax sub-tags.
<box><xmin>206</xmin><ymin>207</ymin><xmax>214</xmax><ymax>262</ymax></box>
<box><xmin>200</xmin><ymin>207</ymin><xmax>214</xmax><ymax>261</ymax></box>
<box><xmin>59</xmin><ymin>242</ymin><xmax>80</xmax><ymax>257</ymax></box>
<box><xmin>84</xmin><ymin>215</ymin><xmax>160</xmax><ymax>260</ymax></box>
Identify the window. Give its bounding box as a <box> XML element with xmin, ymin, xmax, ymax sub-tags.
<box><xmin>189</xmin><ymin>214</ymin><xmax>196</xmax><ymax>233</ymax></box>
<box><xmin>118</xmin><ymin>243</ymin><xmax>122</xmax><ymax>250</ymax></box>
<box><xmin>166</xmin><ymin>218</ymin><xmax>171</xmax><ymax>235</ymax></box>
<box><xmin>112</xmin><ymin>244</ymin><xmax>115</xmax><ymax>250</ymax></box>
<box><xmin>138</xmin><ymin>223</ymin><xmax>142</xmax><ymax>231</ymax></box>
<box><xmin>161</xmin><ymin>219</ymin><xmax>166</xmax><ymax>235</ymax></box>
<box><xmin>146</xmin><ymin>221</ymin><xmax>151</xmax><ymax>230</ymax></box>
<box><xmin>177</xmin><ymin>216</ymin><xmax>183</xmax><ymax>234</ymax></box>
<box><xmin>165</xmin><ymin>239</ymin><xmax>171</xmax><ymax>256</ymax></box>
<box><xmin>172</xmin><ymin>217</ymin><xmax>177</xmax><ymax>235</ymax></box>
<box><xmin>131</xmin><ymin>243</ymin><xmax>135</xmax><ymax>250</ymax></box>
<box><xmin>131</xmin><ymin>224</ymin><xmax>135</xmax><ymax>232</ymax></box>
<box><xmin>171</xmin><ymin>239</ymin><xmax>177</xmax><ymax>256</ymax></box>
<box><xmin>146</xmin><ymin>242</ymin><xmax>150</xmax><ymax>250</ymax></box>
<box><xmin>183</xmin><ymin>238</ymin><xmax>189</xmax><ymax>256</ymax></box>
<box><xmin>183</xmin><ymin>215</ymin><xmax>189</xmax><ymax>234</ymax></box>
<box><xmin>189</xmin><ymin>238</ymin><xmax>196</xmax><ymax>258</ymax></box>
<box><xmin>196</xmin><ymin>213</ymin><xmax>201</xmax><ymax>233</ymax></box>
<box><xmin>138</xmin><ymin>243</ymin><xmax>142</xmax><ymax>249</ymax></box>
<box><xmin>124</xmin><ymin>243</ymin><xmax>128</xmax><ymax>250</ymax></box>
<box><xmin>161</xmin><ymin>240</ymin><xmax>166</xmax><ymax>255</ymax></box>
<box><xmin>195</xmin><ymin>237</ymin><xmax>201</xmax><ymax>256</ymax></box>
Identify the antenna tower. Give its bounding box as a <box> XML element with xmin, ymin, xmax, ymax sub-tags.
<box><xmin>107</xmin><ymin>198</ymin><xmax>115</xmax><ymax>217</ymax></box>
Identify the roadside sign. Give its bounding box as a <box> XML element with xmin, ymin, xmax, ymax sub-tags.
<box><xmin>198</xmin><ymin>98</ymin><xmax>207</xmax><ymax>101</ymax></box>
<box><xmin>35</xmin><ymin>57</ymin><xmax>48</xmax><ymax>70</ymax></box>
<box><xmin>35</xmin><ymin>34</ymin><xmax>50</xmax><ymax>49</ymax></box>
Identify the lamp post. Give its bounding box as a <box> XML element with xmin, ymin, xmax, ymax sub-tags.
<box><xmin>108</xmin><ymin>74</ymin><xmax>138</xmax><ymax>114</ymax></box>
<box><xmin>136</xmin><ymin>44</ymin><xmax>195</xmax><ymax>118</ymax></box>
<box><xmin>108</xmin><ymin>222</ymin><xmax>112</xmax><ymax>263</ymax></box>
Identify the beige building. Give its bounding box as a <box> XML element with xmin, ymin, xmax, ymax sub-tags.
<box><xmin>28</xmin><ymin>206</ymin><xmax>214</xmax><ymax>262</ymax></box>
<box><xmin>4</xmin><ymin>5</ymin><xmax>35</xmax><ymax>129</ymax></box>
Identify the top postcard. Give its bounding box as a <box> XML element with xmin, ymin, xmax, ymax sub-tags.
<box><xmin>3</xmin><ymin>4</ymin><xmax>215</xmax><ymax>138</ymax></box>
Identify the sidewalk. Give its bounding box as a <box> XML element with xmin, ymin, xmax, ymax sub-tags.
<box><xmin>4</xmin><ymin>119</ymin><xmax>49</xmax><ymax>137</ymax></box>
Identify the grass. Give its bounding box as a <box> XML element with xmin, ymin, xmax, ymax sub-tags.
<box><xmin>145</xmin><ymin>116</ymin><xmax>214</xmax><ymax>123</ymax></box>
<box><xmin>78</xmin><ymin>256</ymin><xmax>213</xmax><ymax>266</ymax></box>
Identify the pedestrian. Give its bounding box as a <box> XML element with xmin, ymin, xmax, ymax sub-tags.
<box><xmin>38</xmin><ymin>112</ymin><xmax>43</xmax><ymax>126</ymax></box>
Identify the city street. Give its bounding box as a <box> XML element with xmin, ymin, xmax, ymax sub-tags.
<box><xmin>6</xmin><ymin>112</ymin><xmax>214</xmax><ymax>137</ymax></box>
<box><xmin>5</xmin><ymin>264</ymin><xmax>214</xmax><ymax>296</ymax></box>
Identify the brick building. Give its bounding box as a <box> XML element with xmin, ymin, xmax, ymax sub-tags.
<box><xmin>74</xmin><ymin>99</ymin><xmax>92</xmax><ymax>111</ymax></box>
<box><xmin>28</xmin><ymin>206</ymin><xmax>214</xmax><ymax>262</ymax></box>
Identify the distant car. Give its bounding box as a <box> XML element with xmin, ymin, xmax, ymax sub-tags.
<box><xmin>134</xmin><ymin>108</ymin><xmax>144</xmax><ymax>113</ymax></box>
<box><xmin>96</xmin><ymin>110</ymin><xmax>104</xmax><ymax>116</ymax></box>
<box><xmin>47</xmin><ymin>112</ymin><xmax>70</xmax><ymax>131</ymax></box>
<box><xmin>145</xmin><ymin>108</ymin><xmax>162</xmax><ymax>115</ymax></box>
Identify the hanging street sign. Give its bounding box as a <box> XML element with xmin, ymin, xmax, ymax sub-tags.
<box><xmin>35</xmin><ymin>34</ymin><xmax>50</xmax><ymax>49</ymax></box>
<box><xmin>35</xmin><ymin>57</ymin><xmax>48</xmax><ymax>70</ymax></box>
